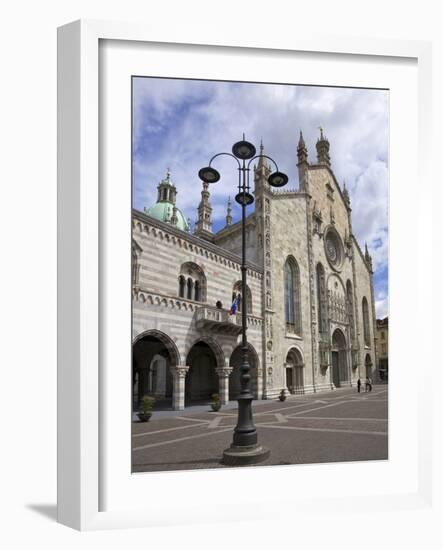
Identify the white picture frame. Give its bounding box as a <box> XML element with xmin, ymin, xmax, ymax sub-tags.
<box><xmin>57</xmin><ymin>19</ymin><xmax>433</xmax><ymax>531</ymax></box>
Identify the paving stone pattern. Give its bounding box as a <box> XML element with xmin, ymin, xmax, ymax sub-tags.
<box><xmin>132</xmin><ymin>385</ymin><xmax>388</xmax><ymax>472</ymax></box>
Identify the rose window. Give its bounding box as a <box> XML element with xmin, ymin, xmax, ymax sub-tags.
<box><xmin>324</xmin><ymin>228</ymin><xmax>344</xmax><ymax>270</ymax></box>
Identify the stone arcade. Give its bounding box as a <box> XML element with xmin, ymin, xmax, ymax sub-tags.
<box><xmin>132</xmin><ymin>131</ymin><xmax>377</xmax><ymax>410</ymax></box>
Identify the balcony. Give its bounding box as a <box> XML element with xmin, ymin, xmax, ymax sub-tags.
<box><xmin>195</xmin><ymin>306</ymin><xmax>243</xmax><ymax>335</ymax></box>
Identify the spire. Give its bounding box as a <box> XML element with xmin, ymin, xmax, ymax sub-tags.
<box><xmin>342</xmin><ymin>181</ymin><xmax>350</xmax><ymax>207</ymax></box>
<box><xmin>194</xmin><ymin>180</ymin><xmax>213</xmax><ymax>239</ymax></box>
<box><xmin>254</xmin><ymin>139</ymin><xmax>271</xmax><ymax>195</ymax></box>
<box><xmin>364</xmin><ymin>242</ymin><xmax>373</xmax><ymax>271</ymax></box>
<box><xmin>297</xmin><ymin>130</ymin><xmax>308</xmax><ymax>165</ymax></box>
<box><xmin>297</xmin><ymin>130</ymin><xmax>309</xmax><ymax>192</ymax></box>
<box><xmin>316</xmin><ymin>126</ymin><xmax>331</xmax><ymax>166</ymax></box>
<box><xmin>257</xmin><ymin>138</ymin><xmax>267</xmax><ymax>171</ymax></box>
<box><xmin>225</xmin><ymin>196</ymin><xmax>232</xmax><ymax>226</ymax></box>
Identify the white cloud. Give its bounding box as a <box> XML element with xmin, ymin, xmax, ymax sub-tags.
<box><xmin>133</xmin><ymin>78</ymin><xmax>389</xmax><ymax>301</ymax></box>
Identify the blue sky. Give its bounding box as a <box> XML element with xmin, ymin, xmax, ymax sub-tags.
<box><xmin>133</xmin><ymin>77</ymin><xmax>389</xmax><ymax>318</ymax></box>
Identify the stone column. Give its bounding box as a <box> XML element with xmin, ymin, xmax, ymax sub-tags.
<box><xmin>170</xmin><ymin>366</ymin><xmax>189</xmax><ymax>411</ymax></box>
<box><xmin>155</xmin><ymin>357</ymin><xmax>167</xmax><ymax>398</ymax></box>
<box><xmin>216</xmin><ymin>367</ymin><xmax>233</xmax><ymax>405</ymax></box>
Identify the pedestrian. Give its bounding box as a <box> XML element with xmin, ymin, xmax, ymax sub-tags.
<box><xmin>368</xmin><ymin>376</ymin><xmax>372</xmax><ymax>392</ymax></box>
<box><xmin>365</xmin><ymin>377</ymin><xmax>370</xmax><ymax>392</ymax></box>
<box><xmin>357</xmin><ymin>378</ymin><xmax>361</xmax><ymax>393</ymax></box>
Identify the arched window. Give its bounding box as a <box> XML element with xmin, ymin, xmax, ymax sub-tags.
<box><xmin>132</xmin><ymin>240</ymin><xmax>142</xmax><ymax>286</ymax></box>
<box><xmin>284</xmin><ymin>256</ymin><xmax>301</xmax><ymax>334</ymax></box>
<box><xmin>178</xmin><ymin>275</ymin><xmax>185</xmax><ymax>298</ymax></box>
<box><xmin>233</xmin><ymin>281</ymin><xmax>252</xmax><ymax>314</ymax></box>
<box><xmin>316</xmin><ymin>263</ymin><xmax>326</xmax><ymax>335</ymax></box>
<box><xmin>362</xmin><ymin>297</ymin><xmax>371</xmax><ymax>347</ymax></box>
<box><xmin>187</xmin><ymin>278</ymin><xmax>193</xmax><ymax>300</ymax></box>
<box><xmin>178</xmin><ymin>262</ymin><xmax>206</xmax><ymax>302</ymax></box>
<box><xmin>132</xmin><ymin>248</ymin><xmax>138</xmax><ymax>286</ymax></box>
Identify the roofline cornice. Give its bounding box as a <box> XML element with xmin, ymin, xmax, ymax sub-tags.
<box><xmin>133</xmin><ymin>208</ymin><xmax>263</xmax><ymax>273</ymax></box>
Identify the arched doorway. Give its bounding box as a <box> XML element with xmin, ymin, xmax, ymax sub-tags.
<box><xmin>285</xmin><ymin>348</ymin><xmax>304</xmax><ymax>394</ymax></box>
<box><xmin>132</xmin><ymin>331</ymin><xmax>177</xmax><ymax>410</ymax></box>
<box><xmin>229</xmin><ymin>344</ymin><xmax>259</xmax><ymax>400</ymax></box>
<box><xmin>186</xmin><ymin>341</ymin><xmax>219</xmax><ymax>403</ymax></box>
<box><xmin>365</xmin><ymin>353</ymin><xmax>373</xmax><ymax>378</ymax></box>
<box><xmin>331</xmin><ymin>328</ymin><xmax>348</xmax><ymax>388</ymax></box>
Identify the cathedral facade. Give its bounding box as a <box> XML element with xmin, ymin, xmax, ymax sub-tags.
<box><xmin>132</xmin><ymin>130</ymin><xmax>377</xmax><ymax>410</ymax></box>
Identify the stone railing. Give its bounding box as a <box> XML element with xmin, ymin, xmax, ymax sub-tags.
<box><xmin>195</xmin><ymin>306</ymin><xmax>263</xmax><ymax>334</ymax></box>
<box><xmin>195</xmin><ymin>306</ymin><xmax>235</xmax><ymax>325</ymax></box>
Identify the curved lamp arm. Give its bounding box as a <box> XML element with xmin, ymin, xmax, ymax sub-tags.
<box><xmin>208</xmin><ymin>152</ymin><xmax>241</xmax><ymax>169</ymax></box>
<box><xmin>247</xmin><ymin>154</ymin><xmax>279</xmax><ymax>172</ymax></box>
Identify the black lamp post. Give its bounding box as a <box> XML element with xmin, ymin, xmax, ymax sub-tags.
<box><xmin>198</xmin><ymin>136</ymin><xmax>288</xmax><ymax>466</ymax></box>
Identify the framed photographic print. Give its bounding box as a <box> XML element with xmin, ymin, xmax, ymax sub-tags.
<box><xmin>57</xmin><ymin>20</ymin><xmax>433</xmax><ymax>530</ymax></box>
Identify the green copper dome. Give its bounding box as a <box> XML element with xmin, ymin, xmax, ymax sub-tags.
<box><xmin>144</xmin><ymin>201</ymin><xmax>189</xmax><ymax>232</ymax></box>
<box><xmin>144</xmin><ymin>169</ymin><xmax>190</xmax><ymax>232</ymax></box>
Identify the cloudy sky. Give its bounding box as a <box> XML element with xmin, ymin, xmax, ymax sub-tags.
<box><xmin>132</xmin><ymin>77</ymin><xmax>389</xmax><ymax>318</ymax></box>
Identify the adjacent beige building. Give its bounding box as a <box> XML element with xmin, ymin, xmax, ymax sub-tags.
<box><xmin>376</xmin><ymin>317</ymin><xmax>389</xmax><ymax>380</ymax></box>
<box><xmin>132</xmin><ymin>130</ymin><xmax>378</xmax><ymax>410</ymax></box>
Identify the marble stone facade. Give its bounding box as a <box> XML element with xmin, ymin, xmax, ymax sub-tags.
<box><xmin>132</xmin><ymin>132</ymin><xmax>378</xmax><ymax>410</ymax></box>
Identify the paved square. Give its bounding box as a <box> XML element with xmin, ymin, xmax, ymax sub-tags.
<box><xmin>132</xmin><ymin>385</ymin><xmax>388</xmax><ymax>472</ymax></box>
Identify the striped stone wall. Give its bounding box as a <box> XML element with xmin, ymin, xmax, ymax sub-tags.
<box><xmin>132</xmin><ymin>210</ymin><xmax>264</xmax><ymax>399</ymax></box>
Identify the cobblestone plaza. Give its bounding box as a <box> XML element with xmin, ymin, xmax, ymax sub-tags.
<box><xmin>133</xmin><ymin>386</ymin><xmax>388</xmax><ymax>472</ymax></box>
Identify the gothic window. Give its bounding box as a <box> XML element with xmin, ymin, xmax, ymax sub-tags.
<box><xmin>233</xmin><ymin>281</ymin><xmax>252</xmax><ymax>314</ymax></box>
<box><xmin>284</xmin><ymin>256</ymin><xmax>301</xmax><ymax>334</ymax></box>
<box><xmin>178</xmin><ymin>262</ymin><xmax>207</xmax><ymax>302</ymax></box>
<box><xmin>316</xmin><ymin>263</ymin><xmax>326</xmax><ymax>335</ymax></box>
<box><xmin>362</xmin><ymin>297</ymin><xmax>371</xmax><ymax>347</ymax></box>
<box><xmin>178</xmin><ymin>275</ymin><xmax>185</xmax><ymax>298</ymax></box>
<box><xmin>346</xmin><ymin>280</ymin><xmax>355</xmax><ymax>342</ymax></box>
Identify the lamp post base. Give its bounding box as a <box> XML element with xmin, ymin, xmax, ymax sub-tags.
<box><xmin>222</xmin><ymin>443</ymin><xmax>270</xmax><ymax>466</ymax></box>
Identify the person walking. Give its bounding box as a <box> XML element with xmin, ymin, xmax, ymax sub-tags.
<box><xmin>357</xmin><ymin>378</ymin><xmax>361</xmax><ymax>393</ymax></box>
<box><xmin>368</xmin><ymin>376</ymin><xmax>373</xmax><ymax>392</ymax></box>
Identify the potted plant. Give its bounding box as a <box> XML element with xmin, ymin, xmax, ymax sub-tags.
<box><xmin>210</xmin><ymin>393</ymin><xmax>222</xmax><ymax>411</ymax></box>
<box><xmin>279</xmin><ymin>389</ymin><xmax>287</xmax><ymax>402</ymax></box>
<box><xmin>137</xmin><ymin>395</ymin><xmax>155</xmax><ymax>422</ymax></box>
